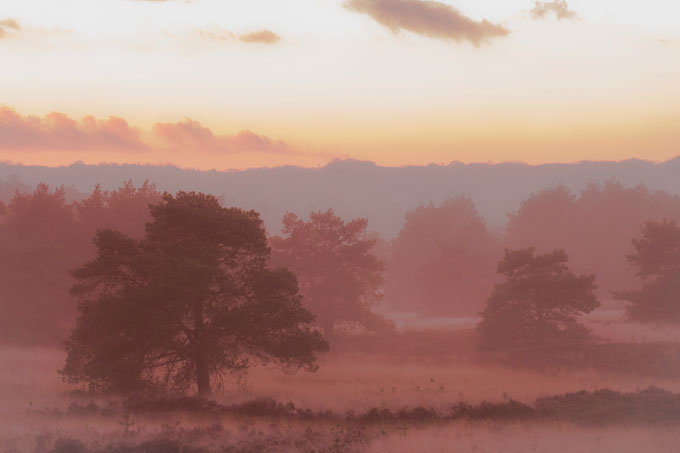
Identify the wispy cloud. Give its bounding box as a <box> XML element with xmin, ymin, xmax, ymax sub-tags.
<box><xmin>530</xmin><ymin>1</ymin><xmax>577</xmax><ymax>20</ymax></box>
<box><xmin>659</xmin><ymin>39</ymin><xmax>680</xmax><ymax>49</ymax></box>
<box><xmin>198</xmin><ymin>26</ymin><xmax>234</xmax><ymax>41</ymax></box>
<box><xmin>345</xmin><ymin>0</ymin><xmax>509</xmax><ymax>46</ymax></box>
<box><xmin>0</xmin><ymin>18</ymin><xmax>20</xmax><ymax>39</ymax></box>
<box><xmin>197</xmin><ymin>27</ymin><xmax>281</xmax><ymax>45</ymax></box>
<box><xmin>0</xmin><ymin>19</ymin><xmax>72</xmax><ymax>42</ymax></box>
<box><xmin>238</xmin><ymin>30</ymin><xmax>280</xmax><ymax>44</ymax></box>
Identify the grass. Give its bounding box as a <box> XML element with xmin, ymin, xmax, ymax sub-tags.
<box><xmin>3</xmin><ymin>345</ymin><xmax>680</xmax><ymax>452</ymax></box>
<box><xmin>370</xmin><ymin>422</ymin><xmax>680</xmax><ymax>453</ymax></box>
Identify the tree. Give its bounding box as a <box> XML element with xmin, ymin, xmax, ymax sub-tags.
<box><xmin>0</xmin><ymin>181</ymin><xmax>162</xmax><ymax>346</ymax></box>
<box><xmin>0</xmin><ymin>184</ymin><xmax>83</xmax><ymax>345</ymax></box>
<box><xmin>477</xmin><ymin>248</ymin><xmax>599</xmax><ymax>352</ymax></box>
<box><xmin>616</xmin><ymin>219</ymin><xmax>680</xmax><ymax>323</ymax></box>
<box><xmin>61</xmin><ymin>192</ymin><xmax>328</xmax><ymax>396</ymax></box>
<box><xmin>76</xmin><ymin>179</ymin><xmax>161</xmax><ymax>238</ymax></box>
<box><xmin>505</xmin><ymin>181</ymin><xmax>680</xmax><ymax>298</ymax></box>
<box><xmin>386</xmin><ymin>197</ymin><xmax>501</xmax><ymax>315</ymax></box>
<box><xmin>269</xmin><ymin>210</ymin><xmax>389</xmax><ymax>340</ymax></box>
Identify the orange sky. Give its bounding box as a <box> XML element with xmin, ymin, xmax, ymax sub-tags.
<box><xmin>1</xmin><ymin>0</ymin><xmax>679</xmax><ymax>169</ymax></box>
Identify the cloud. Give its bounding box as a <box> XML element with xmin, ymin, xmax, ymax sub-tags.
<box><xmin>151</xmin><ymin>119</ymin><xmax>293</xmax><ymax>154</ymax></box>
<box><xmin>198</xmin><ymin>27</ymin><xmax>235</xmax><ymax>42</ymax></box>
<box><xmin>0</xmin><ymin>19</ymin><xmax>19</xmax><ymax>30</ymax></box>
<box><xmin>659</xmin><ymin>39</ymin><xmax>680</xmax><ymax>49</ymax></box>
<box><xmin>0</xmin><ymin>19</ymin><xmax>72</xmax><ymax>42</ymax></box>
<box><xmin>197</xmin><ymin>27</ymin><xmax>281</xmax><ymax>44</ymax></box>
<box><xmin>345</xmin><ymin>0</ymin><xmax>509</xmax><ymax>46</ymax></box>
<box><xmin>239</xmin><ymin>30</ymin><xmax>280</xmax><ymax>44</ymax></box>
<box><xmin>0</xmin><ymin>107</ymin><xmax>315</xmax><ymax>161</ymax></box>
<box><xmin>0</xmin><ymin>18</ymin><xmax>20</xmax><ymax>39</ymax></box>
<box><xmin>530</xmin><ymin>1</ymin><xmax>577</xmax><ymax>20</ymax></box>
<box><xmin>0</xmin><ymin>106</ymin><xmax>147</xmax><ymax>151</ymax></box>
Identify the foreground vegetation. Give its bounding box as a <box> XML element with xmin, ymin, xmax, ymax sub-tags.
<box><xmin>3</xmin><ymin>346</ymin><xmax>680</xmax><ymax>453</ymax></box>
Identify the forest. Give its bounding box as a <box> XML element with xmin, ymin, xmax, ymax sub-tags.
<box><xmin>2</xmin><ymin>177</ymin><xmax>680</xmax><ymax>452</ymax></box>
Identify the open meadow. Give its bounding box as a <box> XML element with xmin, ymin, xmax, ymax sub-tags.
<box><xmin>3</xmin><ymin>340</ymin><xmax>680</xmax><ymax>453</ymax></box>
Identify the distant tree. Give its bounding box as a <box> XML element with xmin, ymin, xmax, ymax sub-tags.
<box><xmin>505</xmin><ymin>181</ymin><xmax>680</xmax><ymax>297</ymax></box>
<box><xmin>61</xmin><ymin>192</ymin><xmax>328</xmax><ymax>396</ymax></box>
<box><xmin>386</xmin><ymin>196</ymin><xmax>501</xmax><ymax>315</ymax></box>
<box><xmin>269</xmin><ymin>210</ymin><xmax>389</xmax><ymax>341</ymax></box>
<box><xmin>478</xmin><ymin>248</ymin><xmax>599</xmax><ymax>352</ymax></box>
<box><xmin>616</xmin><ymin>219</ymin><xmax>680</xmax><ymax>323</ymax></box>
<box><xmin>76</xmin><ymin>179</ymin><xmax>161</xmax><ymax>238</ymax></box>
<box><xmin>505</xmin><ymin>185</ymin><xmax>578</xmax><ymax>253</ymax></box>
<box><xmin>0</xmin><ymin>184</ymin><xmax>82</xmax><ymax>345</ymax></box>
<box><xmin>0</xmin><ymin>176</ymin><xmax>31</xmax><ymax>203</ymax></box>
<box><xmin>0</xmin><ymin>180</ymin><xmax>164</xmax><ymax>346</ymax></box>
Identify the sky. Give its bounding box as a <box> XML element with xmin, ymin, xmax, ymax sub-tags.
<box><xmin>0</xmin><ymin>0</ymin><xmax>679</xmax><ymax>170</ymax></box>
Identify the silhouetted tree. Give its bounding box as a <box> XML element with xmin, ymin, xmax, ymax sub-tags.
<box><xmin>386</xmin><ymin>197</ymin><xmax>501</xmax><ymax>315</ymax></box>
<box><xmin>616</xmin><ymin>219</ymin><xmax>680</xmax><ymax>323</ymax></box>
<box><xmin>61</xmin><ymin>192</ymin><xmax>328</xmax><ymax>396</ymax></box>
<box><xmin>269</xmin><ymin>210</ymin><xmax>389</xmax><ymax>341</ymax></box>
<box><xmin>478</xmin><ymin>248</ymin><xmax>599</xmax><ymax>353</ymax></box>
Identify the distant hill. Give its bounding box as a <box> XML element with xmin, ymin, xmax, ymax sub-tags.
<box><xmin>2</xmin><ymin>157</ymin><xmax>680</xmax><ymax>237</ymax></box>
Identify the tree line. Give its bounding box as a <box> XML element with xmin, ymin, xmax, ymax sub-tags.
<box><xmin>3</xmin><ymin>180</ymin><xmax>680</xmax><ymax>343</ymax></box>
<box><xmin>0</xmin><ymin>181</ymin><xmax>159</xmax><ymax>345</ymax></box>
<box><xmin>2</xmin><ymin>180</ymin><xmax>680</xmax><ymax>393</ymax></box>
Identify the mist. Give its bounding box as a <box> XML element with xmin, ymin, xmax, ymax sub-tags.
<box><xmin>3</xmin><ymin>162</ymin><xmax>680</xmax><ymax>451</ymax></box>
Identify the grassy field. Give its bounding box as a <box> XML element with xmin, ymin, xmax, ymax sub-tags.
<box><xmin>2</xmin><ymin>346</ymin><xmax>680</xmax><ymax>452</ymax></box>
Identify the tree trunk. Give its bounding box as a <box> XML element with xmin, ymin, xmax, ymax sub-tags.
<box><xmin>196</xmin><ymin>353</ymin><xmax>211</xmax><ymax>397</ymax></box>
<box><xmin>194</xmin><ymin>300</ymin><xmax>211</xmax><ymax>397</ymax></box>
